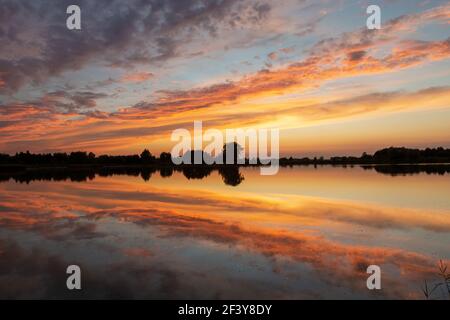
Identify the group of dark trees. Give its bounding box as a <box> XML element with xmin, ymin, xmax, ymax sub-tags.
<box><xmin>279</xmin><ymin>147</ymin><xmax>450</xmax><ymax>166</ymax></box>
<box><xmin>0</xmin><ymin>143</ymin><xmax>243</xmax><ymax>167</ymax></box>
<box><xmin>0</xmin><ymin>150</ymin><xmax>173</xmax><ymax>166</ymax></box>
<box><xmin>1</xmin><ymin>146</ymin><xmax>450</xmax><ymax>167</ymax></box>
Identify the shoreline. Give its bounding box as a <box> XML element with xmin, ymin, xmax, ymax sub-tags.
<box><xmin>1</xmin><ymin>162</ymin><xmax>450</xmax><ymax>169</ymax></box>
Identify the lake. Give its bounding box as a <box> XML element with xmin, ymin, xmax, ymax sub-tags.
<box><xmin>0</xmin><ymin>166</ymin><xmax>449</xmax><ymax>299</ymax></box>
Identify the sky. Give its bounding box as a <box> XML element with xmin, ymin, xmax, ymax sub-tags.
<box><xmin>0</xmin><ymin>0</ymin><xmax>449</xmax><ymax>157</ymax></box>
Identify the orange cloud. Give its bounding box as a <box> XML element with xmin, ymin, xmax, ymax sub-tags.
<box><xmin>121</xmin><ymin>72</ymin><xmax>154</xmax><ymax>83</ymax></box>
<box><xmin>123</xmin><ymin>36</ymin><xmax>449</xmax><ymax>121</ymax></box>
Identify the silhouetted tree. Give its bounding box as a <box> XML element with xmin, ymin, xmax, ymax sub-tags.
<box><xmin>222</xmin><ymin>142</ymin><xmax>244</xmax><ymax>164</ymax></box>
<box><xmin>88</xmin><ymin>152</ymin><xmax>96</xmax><ymax>160</ymax></box>
<box><xmin>70</xmin><ymin>152</ymin><xmax>88</xmax><ymax>164</ymax></box>
<box><xmin>140</xmin><ymin>149</ymin><xmax>155</xmax><ymax>164</ymax></box>
<box><xmin>159</xmin><ymin>152</ymin><xmax>172</xmax><ymax>164</ymax></box>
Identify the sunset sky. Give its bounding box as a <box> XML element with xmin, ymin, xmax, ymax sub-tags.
<box><xmin>0</xmin><ymin>0</ymin><xmax>449</xmax><ymax>157</ymax></box>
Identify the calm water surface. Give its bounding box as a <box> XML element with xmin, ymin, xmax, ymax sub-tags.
<box><xmin>0</xmin><ymin>166</ymin><xmax>449</xmax><ymax>299</ymax></box>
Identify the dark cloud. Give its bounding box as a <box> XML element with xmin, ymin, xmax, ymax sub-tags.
<box><xmin>58</xmin><ymin>91</ymin><xmax>108</xmax><ymax>110</ymax></box>
<box><xmin>5</xmin><ymin>90</ymin><xmax>109</xmax><ymax>113</ymax></box>
<box><xmin>0</xmin><ymin>0</ymin><xmax>271</xmax><ymax>93</ymax></box>
<box><xmin>347</xmin><ymin>50</ymin><xmax>366</xmax><ymax>61</ymax></box>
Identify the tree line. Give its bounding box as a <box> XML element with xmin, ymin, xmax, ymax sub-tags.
<box><xmin>280</xmin><ymin>147</ymin><xmax>450</xmax><ymax>165</ymax></box>
<box><xmin>1</xmin><ymin>146</ymin><xmax>450</xmax><ymax>167</ymax></box>
<box><xmin>0</xmin><ymin>150</ymin><xmax>171</xmax><ymax>166</ymax></box>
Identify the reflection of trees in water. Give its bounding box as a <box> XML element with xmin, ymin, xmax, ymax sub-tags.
<box><xmin>0</xmin><ymin>169</ymin><xmax>98</xmax><ymax>184</ymax></box>
<box><xmin>140</xmin><ymin>168</ymin><xmax>157</xmax><ymax>181</ymax></box>
<box><xmin>0</xmin><ymin>165</ymin><xmax>245</xmax><ymax>186</ymax></box>
<box><xmin>218</xmin><ymin>166</ymin><xmax>245</xmax><ymax>187</ymax></box>
<box><xmin>180</xmin><ymin>165</ymin><xmax>244</xmax><ymax>186</ymax></box>
<box><xmin>179</xmin><ymin>166</ymin><xmax>244</xmax><ymax>186</ymax></box>
<box><xmin>159</xmin><ymin>167</ymin><xmax>173</xmax><ymax>178</ymax></box>
<box><xmin>181</xmin><ymin>166</ymin><xmax>213</xmax><ymax>180</ymax></box>
<box><xmin>1</xmin><ymin>164</ymin><xmax>449</xmax><ymax>186</ymax></box>
<box><xmin>362</xmin><ymin>165</ymin><xmax>450</xmax><ymax>176</ymax></box>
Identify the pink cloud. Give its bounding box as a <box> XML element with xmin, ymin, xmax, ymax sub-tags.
<box><xmin>121</xmin><ymin>72</ymin><xmax>154</xmax><ymax>83</ymax></box>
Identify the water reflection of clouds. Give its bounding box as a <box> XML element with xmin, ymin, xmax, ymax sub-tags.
<box><xmin>0</xmin><ymin>175</ymin><xmax>449</xmax><ymax>299</ymax></box>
